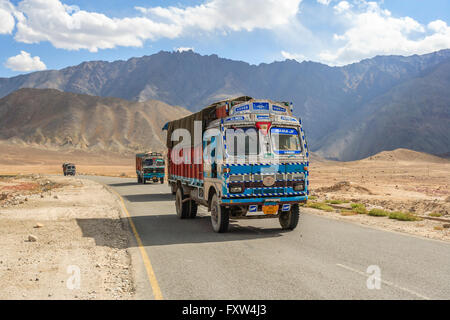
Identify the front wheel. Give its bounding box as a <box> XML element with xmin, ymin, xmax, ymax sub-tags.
<box><xmin>175</xmin><ymin>187</ymin><xmax>189</xmax><ymax>219</ymax></box>
<box><xmin>210</xmin><ymin>193</ymin><xmax>229</xmax><ymax>233</ymax></box>
<box><xmin>160</xmin><ymin>178</ymin><xmax>164</xmax><ymax>184</ymax></box>
<box><xmin>188</xmin><ymin>200</ymin><xmax>198</xmax><ymax>219</ymax></box>
<box><xmin>279</xmin><ymin>204</ymin><xmax>300</xmax><ymax>230</ymax></box>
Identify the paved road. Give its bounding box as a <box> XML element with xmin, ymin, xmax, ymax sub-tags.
<box><xmin>86</xmin><ymin>176</ymin><xmax>450</xmax><ymax>299</ymax></box>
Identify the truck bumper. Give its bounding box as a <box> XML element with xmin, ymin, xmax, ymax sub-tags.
<box><xmin>143</xmin><ymin>173</ymin><xmax>165</xmax><ymax>179</ymax></box>
<box><xmin>221</xmin><ymin>195</ymin><xmax>307</xmax><ymax>206</ymax></box>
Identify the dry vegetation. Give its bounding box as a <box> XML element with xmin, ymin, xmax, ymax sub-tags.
<box><xmin>306</xmin><ymin>149</ymin><xmax>450</xmax><ymax>241</ymax></box>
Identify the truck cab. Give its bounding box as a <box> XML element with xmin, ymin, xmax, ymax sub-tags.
<box><xmin>62</xmin><ymin>163</ymin><xmax>76</xmax><ymax>176</ymax></box>
<box><xmin>165</xmin><ymin>97</ymin><xmax>308</xmax><ymax>233</ymax></box>
<box><xmin>136</xmin><ymin>152</ymin><xmax>165</xmax><ymax>184</ymax></box>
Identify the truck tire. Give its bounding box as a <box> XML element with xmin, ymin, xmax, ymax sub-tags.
<box><xmin>143</xmin><ymin>178</ymin><xmax>146</xmax><ymax>184</ymax></box>
<box><xmin>137</xmin><ymin>175</ymin><xmax>141</xmax><ymax>183</ymax></box>
<box><xmin>210</xmin><ymin>193</ymin><xmax>229</xmax><ymax>233</ymax></box>
<box><xmin>160</xmin><ymin>178</ymin><xmax>164</xmax><ymax>184</ymax></box>
<box><xmin>279</xmin><ymin>204</ymin><xmax>300</xmax><ymax>230</ymax></box>
<box><xmin>175</xmin><ymin>187</ymin><xmax>189</xmax><ymax>219</ymax></box>
<box><xmin>171</xmin><ymin>183</ymin><xmax>176</xmax><ymax>195</ymax></box>
<box><xmin>188</xmin><ymin>200</ymin><xmax>198</xmax><ymax>219</ymax></box>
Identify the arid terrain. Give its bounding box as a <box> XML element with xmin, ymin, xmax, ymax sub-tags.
<box><xmin>0</xmin><ymin>175</ymin><xmax>135</xmax><ymax>299</ymax></box>
<box><xmin>309</xmin><ymin>149</ymin><xmax>449</xmax><ymax>215</ymax></box>
<box><xmin>0</xmin><ymin>141</ymin><xmax>136</xmax><ymax>177</ymax></box>
<box><xmin>1</xmin><ymin>143</ymin><xmax>447</xmax><ymax>216</ymax></box>
<box><xmin>305</xmin><ymin>148</ymin><xmax>450</xmax><ymax>241</ymax></box>
<box><xmin>0</xmin><ymin>146</ymin><xmax>449</xmax><ymax>299</ymax></box>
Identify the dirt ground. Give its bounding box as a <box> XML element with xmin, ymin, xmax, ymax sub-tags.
<box><xmin>0</xmin><ymin>175</ymin><xmax>135</xmax><ymax>299</ymax></box>
<box><xmin>306</xmin><ymin>149</ymin><xmax>450</xmax><ymax>242</ymax></box>
<box><xmin>0</xmin><ymin>142</ymin><xmax>136</xmax><ymax>177</ymax></box>
<box><xmin>309</xmin><ymin>149</ymin><xmax>449</xmax><ymax>216</ymax></box>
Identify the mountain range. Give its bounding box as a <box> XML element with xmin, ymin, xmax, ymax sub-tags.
<box><xmin>0</xmin><ymin>88</ymin><xmax>190</xmax><ymax>153</ymax></box>
<box><xmin>0</xmin><ymin>49</ymin><xmax>449</xmax><ymax>160</ymax></box>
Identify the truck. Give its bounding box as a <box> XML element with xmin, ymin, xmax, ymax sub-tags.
<box><xmin>62</xmin><ymin>162</ymin><xmax>76</xmax><ymax>176</ymax></box>
<box><xmin>136</xmin><ymin>152</ymin><xmax>165</xmax><ymax>184</ymax></box>
<box><xmin>164</xmin><ymin>96</ymin><xmax>309</xmax><ymax>233</ymax></box>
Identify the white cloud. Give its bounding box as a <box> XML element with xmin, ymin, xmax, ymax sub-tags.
<box><xmin>175</xmin><ymin>47</ymin><xmax>194</xmax><ymax>52</ymax></box>
<box><xmin>0</xmin><ymin>0</ymin><xmax>15</xmax><ymax>34</ymax></box>
<box><xmin>333</xmin><ymin>1</ymin><xmax>351</xmax><ymax>14</ymax></box>
<box><xmin>13</xmin><ymin>0</ymin><xmax>182</xmax><ymax>52</ymax></box>
<box><xmin>4</xmin><ymin>50</ymin><xmax>46</xmax><ymax>71</ymax></box>
<box><xmin>281</xmin><ymin>50</ymin><xmax>306</xmax><ymax>62</ymax></box>
<box><xmin>317</xmin><ymin>0</ymin><xmax>332</xmax><ymax>5</ymax></box>
<box><xmin>319</xmin><ymin>1</ymin><xmax>450</xmax><ymax>65</ymax></box>
<box><xmin>139</xmin><ymin>0</ymin><xmax>302</xmax><ymax>32</ymax></box>
<box><xmin>9</xmin><ymin>0</ymin><xmax>301</xmax><ymax>52</ymax></box>
<box><xmin>428</xmin><ymin>20</ymin><xmax>448</xmax><ymax>33</ymax></box>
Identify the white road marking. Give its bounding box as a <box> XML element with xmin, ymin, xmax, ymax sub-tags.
<box><xmin>336</xmin><ymin>263</ymin><xmax>430</xmax><ymax>300</ymax></box>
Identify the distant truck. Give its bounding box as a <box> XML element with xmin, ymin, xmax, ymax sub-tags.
<box><xmin>164</xmin><ymin>96</ymin><xmax>309</xmax><ymax>233</ymax></box>
<box><xmin>136</xmin><ymin>152</ymin><xmax>165</xmax><ymax>184</ymax></box>
<box><xmin>62</xmin><ymin>163</ymin><xmax>76</xmax><ymax>176</ymax></box>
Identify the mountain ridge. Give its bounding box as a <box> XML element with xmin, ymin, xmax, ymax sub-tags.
<box><xmin>0</xmin><ymin>88</ymin><xmax>191</xmax><ymax>154</ymax></box>
<box><xmin>1</xmin><ymin>49</ymin><xmax>449</xmax><ymax>160</ymax></box>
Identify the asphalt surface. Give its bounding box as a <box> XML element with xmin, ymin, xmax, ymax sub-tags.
<box><xmin>86</xmin><ymin>176</ymin><xmax>450</xmax><ymax>300</ymax></box>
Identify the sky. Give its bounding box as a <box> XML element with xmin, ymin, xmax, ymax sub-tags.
<box><xmin>0</xmin><ymin>0</ymin><xmax>449</xmax><ymax>77</ymax></box>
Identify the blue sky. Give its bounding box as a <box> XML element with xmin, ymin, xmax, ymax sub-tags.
<box><xmin>1</xmin><ymin>0</ymin><xmax>449</xmax><ymax>77</ymax></box>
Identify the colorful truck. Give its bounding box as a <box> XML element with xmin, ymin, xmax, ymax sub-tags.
<box><xmin>164</xmin><ymin>96</ymin><xmax>309</xmax><ymax>233</ymax></box>
<box><xmin>62</xmin><ymin>162</ymin><xmax>76</xmax><ymax>176</ymax></box>
<box><xmin>136</xmin><ymin>152</ymin><xmax>165</xmax><ymax>184</ymax></box>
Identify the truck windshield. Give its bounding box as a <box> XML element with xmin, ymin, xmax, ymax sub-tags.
<box><xmin>225</xmin><ymin>127</ymin><xmax>260</xmax><ymax>156</ymax></box>
<box><xmin>156</xmin><ymin>159</ymin><xmax>164</xmax><ymax>166</ymax></box>
<box><xmin>144</xmin><ymin>159</ymin><xmax>153</xmax><ymax>166</ymax></box>
<box><xmin>270</xmin><ymin>127</ymin><xmax>302</xmax><ymax>154</ymax></box>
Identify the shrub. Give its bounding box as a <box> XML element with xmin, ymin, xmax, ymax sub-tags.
<box><xmin>350</xmin><ymin>203</ymin><xmax>367</xmax><ymax>214</ymax></box>
<box><xmin>325</xmin><ymin>199</ymin><xmax>345</xmax><ymax>204</ymax></box>
<box><xmin>388</xmin><ymin>211</ymin><xmax>422</xmax><ymax>221</ymax></box>
<box><xmin>368</xmin><ymin>209</ymin><xmax>389</xmax><ymax>217</ymax></box>
<box><xmin>309</xmin><ymin>195</ymin><xmax>318</xmax><ymax>200</ymax></box>
<box><xmin>429</xmin><ymin>212</ymin><xmax>442</xmax><ymax>217</ymax></box>
<box><xmin>306</xmin><ymin>202</ymin><xmax>334</xmax><ymax>212</ymax></box>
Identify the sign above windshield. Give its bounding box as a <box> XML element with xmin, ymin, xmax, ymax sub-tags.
<box><xmin>271</xmin><ymin>128</ymin><xmax>298</xmax><ymax>135</ymax></box>
<box><xmin>231</xmin><ymin>101</ymin><xmax>289</xmax><ymax>115</ymax></box>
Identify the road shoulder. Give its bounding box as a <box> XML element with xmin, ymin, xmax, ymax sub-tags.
<box><xmin>0</xmin><ymin>175</ymin><xmax>136</xmax><ymax>299</ymax></box>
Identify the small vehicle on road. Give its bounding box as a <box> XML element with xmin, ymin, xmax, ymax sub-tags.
<box><xmin>62</xmin><ymin>162</ymin><xmax>76</xmax><ymax>176</ymax></box>
<box><xmin>136</xmin><ymin>152</ymin><xmax>165</xmax><ymax>184</ymax></box>
<box><xmin>164</xmin><ymin>96</ymin><xmax>309</xmax><ymax>233</ymax></box>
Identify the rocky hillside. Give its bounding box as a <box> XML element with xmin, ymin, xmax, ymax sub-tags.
<box><xmin>0</xmin><ymin>88</ymin><xmax>190</xmax><ymax>153</ymax></box>
<box><xmin>1</xmin><ymin>49</ymin><xmax>449</xmax><ymax>160</ymax></box>
<box><xmin>315</xmin><ymin>59</ymin><xmax>450</xmax><ymax>160</ymax></box>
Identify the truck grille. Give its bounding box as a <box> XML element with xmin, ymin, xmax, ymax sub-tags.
<box><xmin>253</xmin><ymin>188</ymin><xmax>280</xmax><ymax>195</ymax></box>
<box><xmin>144</xmin><ymin>168</ymin><xmax>164</xmax><ymax>173</ymax></box>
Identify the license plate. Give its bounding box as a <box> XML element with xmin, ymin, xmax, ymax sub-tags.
<box><xmin>262</xmin><ymin>205</ymin><xmax>279</xmax><ymax>215</ymax></box>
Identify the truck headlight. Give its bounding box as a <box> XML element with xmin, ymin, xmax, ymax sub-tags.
<box><xmin>294</xmin><ymin>181</ymin><xmax>304</xmax><ymax>191</ymax></box>
<box><xmin>229</xmin><ymin>186</ymin><xmax>243</xmax><ymax>193</ymax></box>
